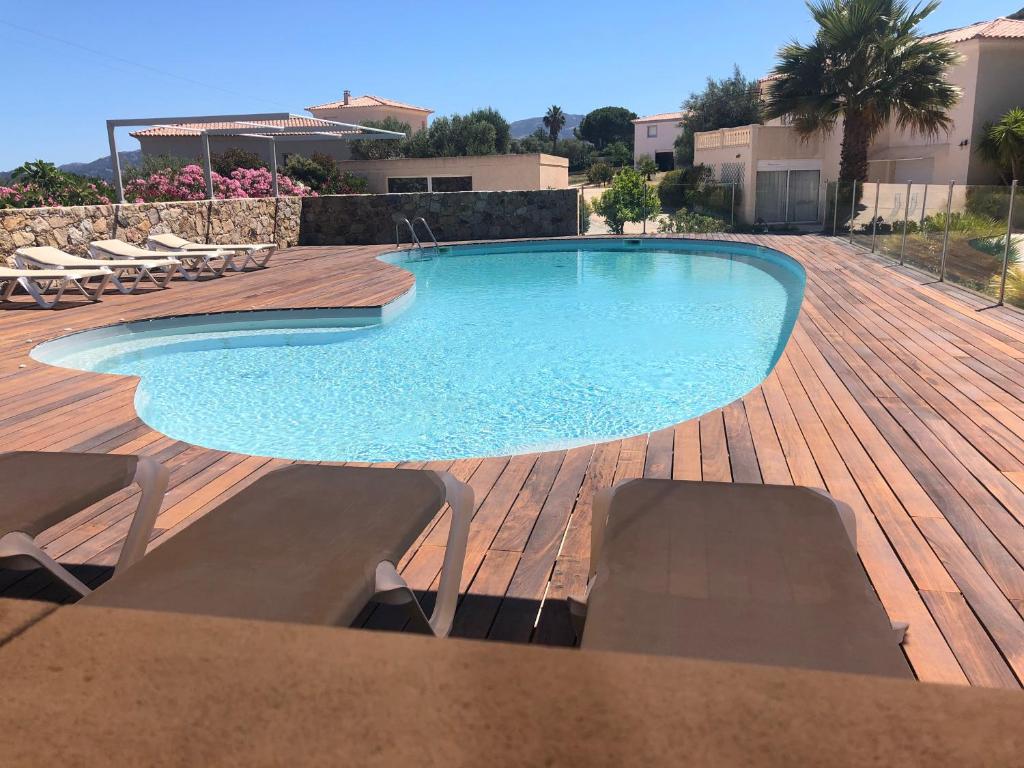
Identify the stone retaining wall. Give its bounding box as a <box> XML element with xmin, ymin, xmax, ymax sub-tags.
<box><xmin>0</xmin><ymin>197</ymin><xmax>302</xmax><ymax>258</ymax></box>
<box><xmin>299</xmin><ymin>190</ymin><xmax>579</xmax><ymax>245</ymax></box>
<box><xmin>0</xmin><ymin>189</ymin><xmax>578</xmax><ymax>259</ymax></box>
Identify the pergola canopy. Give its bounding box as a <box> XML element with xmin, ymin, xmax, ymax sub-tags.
<box><xmin>106</xmin><ymin>113</ymin><xmax>405</xmax><ymax>203</ymax></box>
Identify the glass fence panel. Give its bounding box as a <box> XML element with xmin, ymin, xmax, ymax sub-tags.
<box><xmin>849</xmin><ymin>182</ymin><xmax>878</xmax><ymax>251</ymax></box>
<box><xmin>1000</xmin><ymin>184</ymin><xmax>1022</xmax><ymax>309</ymax></box>
<box><xmin>900</xmin><ymin>183</ymin><xmax>950</xmax><ymax>275</ymax></box>
<box><xmin>871</xmin><ymin>183</ymin><xmax>912</xmax><ymax>261</ymax></box>
<box><xmin>941</xmin><ymin>185</ymin><xmax>1013</xmax><ymax>299</ymax></box>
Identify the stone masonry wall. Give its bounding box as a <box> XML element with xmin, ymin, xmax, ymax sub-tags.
<box><xmin>0</xmin><ymin>197</ymin><xmax>302</xmax><ymax>259</ymax></box>
<box><xmin>0</xmin><ymin>190</ymin><xmax>578</xmax><ymax>260</ymax></box>
<box><xmin>299</xmin><ymin>190</ymin><xmax>579</xmax><ymax>245</ymax></box>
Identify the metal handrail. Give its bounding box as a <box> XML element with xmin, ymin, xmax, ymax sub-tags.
<box><xmin>412</xmin><ymin>217</ymin><xmax>440</xmax><ymax>253</ymax></box>
<box><xmin>393</xmin><ymin>215</ymin><xmax>422</xmax><ymax>250</ymax></box>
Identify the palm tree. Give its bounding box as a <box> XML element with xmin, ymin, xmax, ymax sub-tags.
<box><xmin>763</xmin><ymin>0</ymin><xmax>960</xmax><ymax>183</ymax></box>
<box><xmin>976</xmin><ymin>107</ymin><xmax>1024</xmax><ymax>184</ymax></box>
<box><xmin>543</xmin><ymin>105</ymin><xmax>567</xmax><ymax>152</ymax></box>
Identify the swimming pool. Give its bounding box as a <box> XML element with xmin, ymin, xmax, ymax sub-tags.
<box><xmin>33</xmin><ymin>238</ymin><xmax>805</xmax><ymax>462</ymax></box>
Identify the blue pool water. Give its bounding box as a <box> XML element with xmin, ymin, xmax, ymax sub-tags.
<box><xmin>33</xmin><ymin>239</ymin><xmax>804</xmax><ymax>462</ymax></box>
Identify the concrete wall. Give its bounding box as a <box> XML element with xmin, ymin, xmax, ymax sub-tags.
<box><xmin>299</xmin><ymin>189</ymin><xmax>579</xmax><ymax>245</ymax></box>
<box><xmin>633</xmin><ymin>120</ymin><xmax>683</xmax><ymax>164</ymax></box>
<box><xmin>0</xmin><ymin>197</ymin><xmax>302</xmax><ymax>258</ymax></box>
<box><xmin>969</xmin><ymin>38</ymin><xmax>1024</xmax><ymax>182</ymax></box>
<box><xmin>335</xmin><ymin>154</ymin><xmax>568</xmax><ymax>194</ymax></box>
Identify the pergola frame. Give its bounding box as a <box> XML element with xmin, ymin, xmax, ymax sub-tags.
<box><xmin>106</xmin><ymin>113</ymin><xmax>405</xmax><ymax>203</ymax></box>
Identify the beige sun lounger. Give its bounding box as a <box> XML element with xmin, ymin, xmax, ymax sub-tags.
<box><xmin>0</xmin><ymin>264</ymin><xmax>113</xmax><ymax>308</ymax></box>
<box><xmin>0</xmin><ymin>451</ymin><xmax>169</xmax><ymax>595</ymax></box>
<box><xmin>82</xmin><ymin>464</ymin><xmax>473</xmax><ymax>637</ymax></box>
<box><xmin>575</xmin><ymin>479</ymin><xmax>913</xmax><ymax>679</ymax></box>
<box><xmin>15</xmin><ymin>246</ymin><xmax>180</xmax><ymax>294</ymax></box>
<box><xmin>147</xmin><ymin>233</ymin><xmax>276</xmax><ymax>270</ymax></box>
<box><xmin>90</xmin><ymin>238</ymin><xmax>234</xmax><ymax>281</ymax></box>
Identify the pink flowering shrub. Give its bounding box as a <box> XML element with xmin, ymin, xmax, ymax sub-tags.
<box><xmin>124</xmin><ymin>164</ymin><xmax>314</xmax><ymax>203</ymax></box>
<box><xmin>0</xmin><ymin>160</ymin><xmax>114</xmax><ymax>208</ymax></box>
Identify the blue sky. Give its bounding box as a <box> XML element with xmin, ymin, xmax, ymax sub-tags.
<box><xmin>0</xmin><ymin>0</ymin><xmax>1014</xmax><ymax>168</ymax></box>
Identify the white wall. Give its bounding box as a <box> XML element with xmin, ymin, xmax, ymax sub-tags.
<box><xmin>633</xmin><ymin>120</ymin><xmax>683</xmax><ymax>164</ymax></box>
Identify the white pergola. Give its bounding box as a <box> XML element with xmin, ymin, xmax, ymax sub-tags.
<box><xmin>106</xmin><ymin>113</ymin><xmax>406</xmax><ymax>203</ymax></box>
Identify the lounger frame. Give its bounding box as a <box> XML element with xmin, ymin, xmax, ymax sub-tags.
<box><xmin>371</xmin><ymin>472</ymin><xmax>473</xmax><ymax>637</ymax></box>
<box><xmin>1</xmin><ymin>269</ymin><xmax>113</xmax><ymax>309</ymax></box>
<box><xmin>14</xmin><ymin>250</ymin><xmax>178</xmax><ymax>295</ymax></box>
<box><xmin>0</xmin><ymin>457</ymin><xmax>170</xmax><ymax>595</ymax></box>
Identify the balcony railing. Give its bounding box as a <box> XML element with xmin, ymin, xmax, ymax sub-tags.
<box><xmin>694</xmin><ymin>126</ymin><xmax>753</xmax><ymax>150</ymax></box>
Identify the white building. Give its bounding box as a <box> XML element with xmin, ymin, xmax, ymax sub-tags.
<box><xmin>632</xmin><ymin>112</ymin><xmax>685</xmax><ymax>171</ymax></box>
<box><xmin>693</xmin><ymin>16</ymin><xmax>1024</xmax><ymax>225</ymax></box>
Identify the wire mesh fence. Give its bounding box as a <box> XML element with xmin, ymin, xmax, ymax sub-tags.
<box><xmin>825</xmin><ymin>180</ymin><xmax>1021</xmax><ymax>308</ymax></box>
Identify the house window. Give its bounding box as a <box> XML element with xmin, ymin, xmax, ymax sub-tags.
<box><xmin>388</xmin><ymin>177</ymin><xmax>428</xmax><ymax>193</ymax></box>
<box><xmin>430</xmin><ymin>176</ymin><xmax>472</xmax><ymax>192</ymax></box>
<box><xmin>647</xmin><ymin>125</ymin><xmax>658</xmax><ymax>138</ymax></box>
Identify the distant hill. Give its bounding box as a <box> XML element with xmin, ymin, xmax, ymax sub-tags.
<box><xmin>509</xmin><ymin>113</ymin><xmax>584</xmax><ymax>140</ymax></box>
<box><xmin>0</xmin><ymin>150</ymin><xmax>143</xmax><ymax>183</ymax></box>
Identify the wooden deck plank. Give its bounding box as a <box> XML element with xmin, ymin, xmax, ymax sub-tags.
<box><xmin>3</xmin><ymin>238</ymin><xmax>1023</xmax><ymax>688</ymax></box>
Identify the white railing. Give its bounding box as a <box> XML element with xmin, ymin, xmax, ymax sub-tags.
<box><xmin>694</xmin><ymin>126</ymin><xmax>753</xmax><ymax>151</ymax></box>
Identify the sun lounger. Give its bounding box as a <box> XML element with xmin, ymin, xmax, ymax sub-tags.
<box><xmin>15</xmin><ymin>246</ymin><xmax>180</xmax><ymax>294</ymax></box>
<box><xmin>0</xmin><ymin>264</ymin><xmax>113</xmax><ymax>308</ymax></box>
<box><xmin>81</xmin><ymin>464</ymin><xmax>473</xmax><ymax>637</ymax></box>
<box><xmin>147</xmin><ymin>233</ymin><xmax>276</xmax><ymax>270</ymax></box>
<box><xmin>89</xmin><ymin>238</ymin><xmax>234</xmax><ymax>281</ymax></box>
<box><xmin>0</xmin><ymin>451</ymin><xmax>169</xmax><ymax>595</ymax></box>
<box><xmin>575</xmin><ymin>479</ymin><xmax>913</xmax><ymax>678</ymax></box>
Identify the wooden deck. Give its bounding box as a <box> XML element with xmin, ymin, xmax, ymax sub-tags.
<box><xmin>2</xmin><ymin>235</ymin><xmax>1023</xmax><ymax>689</ymax></box>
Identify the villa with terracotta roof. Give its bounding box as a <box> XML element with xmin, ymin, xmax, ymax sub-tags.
<box><xmin>129</xmin><ymin>92</ymin><xmax>568</xmax><ymax>195</ymax></box>
<box><xmin>632</xmin><ymin>111</ymin><xmax>686</xmax><ymax>170</ymax></box>
<box><xmin>306</xmin><ymin>90</ymin><xmax>433</xmax><ymax>132</ymax></box>
<box><xmin>693</xmin><ymin>15</ymin><xmax>1024</xmax><ymax>225</ymax></box>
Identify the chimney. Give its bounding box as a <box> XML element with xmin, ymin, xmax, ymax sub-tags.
<box><xmin>343</xmin><ymin>89</ymin><xmax>351</xmax><ymax>105</ymax></box>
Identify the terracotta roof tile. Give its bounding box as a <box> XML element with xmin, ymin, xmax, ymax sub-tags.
<box><xmin>306</xmin><ymin>94</ymin><xmax>432</xmax><ymax>113</ymax></box>
<box><xmin>923</xmin><ymin>16</ymin><xmax>1024</xmax><ymax>44</ymax></box>
<box><xmin>632</xmin><ymin>111</ymin><xmax>685</xmax><ymax>123</ymax></box>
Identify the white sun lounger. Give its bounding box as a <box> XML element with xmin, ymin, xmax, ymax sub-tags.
<box><xmin>0</xmin><ymin>264</ymin><xmax>113</xmax><ymax>308</ymax></box>
<box><xmin>15</xmin><ymin>246</ymin><xmax>180</xmax><ymax>294</ymax></box>
<box><xmin>90</xmin><ymin>239</ymin><xmax>234</xmax><ymax>281</ymax></box>
<box><xmin>0</xmin><ymin>451</ymin><xmax>169</xmax><ymax>595</ymax></box>
<box><xmin>147</xmin><ymin>233</ymin><xmax>276</xmax><ymax>270</ymax></box>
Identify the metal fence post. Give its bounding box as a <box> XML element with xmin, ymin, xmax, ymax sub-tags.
<box><xmin>849</xmin><ymin>179</ymin><xmax>857</xmax><ymax>244</ymax></box>
<box><xmin>899</xmin><ymin>180</ymin><xmax>911</xmax><ymax>265</ymax></box>
<box><xmin>870</xmin><ymin>180</ymin><xmax>880</xmax><ymax>252</ymax></box>
<box><xmin>919</xmin><ymin>184</ymin><xmax>928</xmax><ymax>228</ymax></box>
<box><xmin>730</xmin><ymin>183</ymin><xmax>736</xmax><ymax>227</ymax></box>
<box><xmin>832</xmin><ymin>181</ymin><xmax>840</xmax><ymax>235</ymax></box>
<box><xmin>998</xmin><ymin>179</ymin><xmax>1018</xmax><ymax>306</ymax></box>
<box><xmin>938</xmin><ymin>180</ymin><xmax>954</xmax><ymax>282</ymax></box>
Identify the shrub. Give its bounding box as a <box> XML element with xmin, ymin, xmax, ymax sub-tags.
<box><xmin>657</xmin><ymin>165</ymin><xmax>715</xmax><ymax>211</ymax></box>
<box><xmin>586</xmin><ymin>162</ymin><xmax>613</xmax><ymax>185</ymax></box>
<box><xmin>210</xmin><ymin>148</ymin><xmax>264</xmax><ymax>176</ymax></box>
<box><xmin>348</xmin><ymin>117</ymin><xmax>411</xmax><ymax>161</ymax></box>
<box><xmin>636</xmin><ymin>155</ymin><xmax>658</xmax><ymax>180</ymax></box>
<box><xmin>282</xmin><ymin>153</ymin><xmax>367</xmax><ymax>194</ymax></box>
<box><xmin>658</xmin><ymin>208</ymin><xmax>728</xmax><ymax>234</ymax></box>
<box><xmin>592</xmin><ymin>167</ymin><xmax>660</xmax><ymax>234</ymax></box>
<box><xmin>124</xmin><ymin>164</ymin><xmax>314</xmax><ymax>202</ymax></box>
<box><xmin>603</xmin><ymin>141</ymin><xmax>632</xmax><ymax>167</ymax></box>
<box><xmin>1</xmin><ymin>160</ymin><xmax>114</xmax><ymax>208</ymax></box>
<box><xmin>579</xmin><ymin>196</ymin><xmax>593</xmax><ymax>234</ymax></box>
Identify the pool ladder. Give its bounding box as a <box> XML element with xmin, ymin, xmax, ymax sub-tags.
<box><xmin>393</xmin><ymin>214</ymin><xmax>439</xmax><ymax>254</ymax></box>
